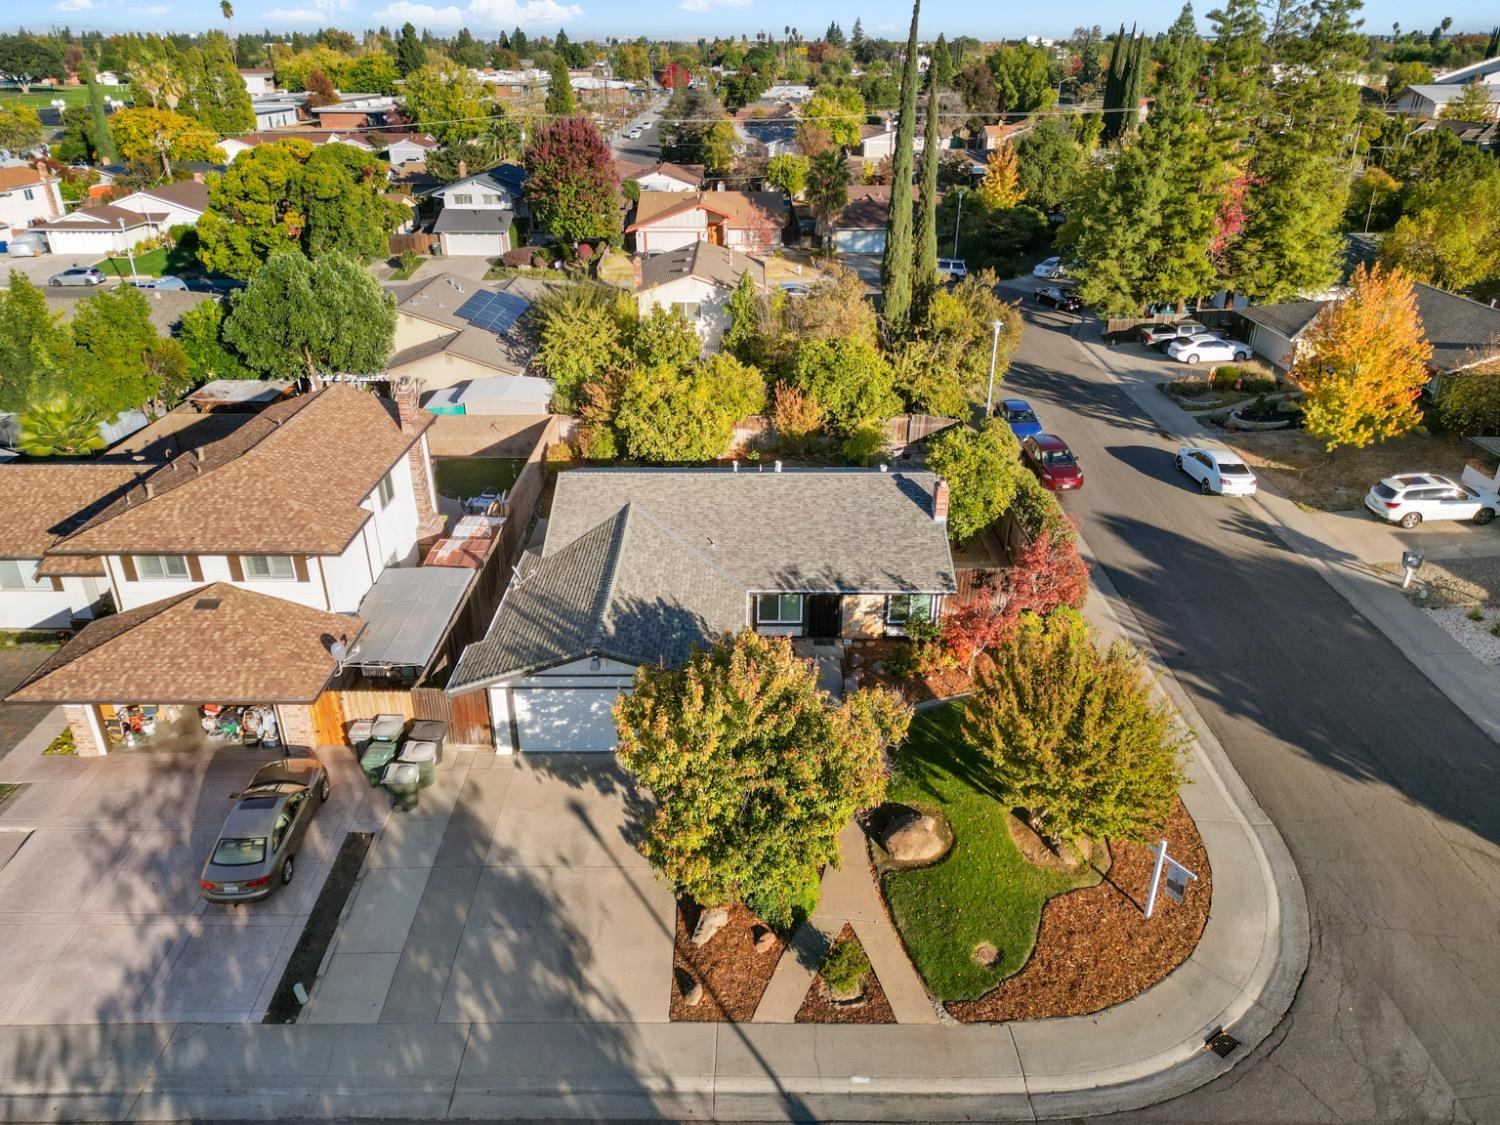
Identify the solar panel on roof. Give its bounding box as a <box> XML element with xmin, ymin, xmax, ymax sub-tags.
<box><xmin>456</xmin><ymin>290</ymin><xmax>528</xmax><ymax>334</ymax></box>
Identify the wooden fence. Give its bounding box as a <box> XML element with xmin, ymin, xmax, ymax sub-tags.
<box><xmin>389</xmin><ymin>232</ymin><xmax>437</xmax><ymax>256</ymax></box>
<box><xmin>313</xmin><ymin>686</ymin><xmax>493</xmax><ymax>749</ymax></box>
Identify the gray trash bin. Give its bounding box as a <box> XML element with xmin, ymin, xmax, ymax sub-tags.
<box><xmin>370</xmin><ymin>713</ymin><xmax>407</xmax><ymax>743</ymax></box>
<box><xmin>381</xmin><ymin>760</ymin><xmax>422</xmax><ymax>811</ymax></box>
<box><xmin>406</xmin><ymin>720</ymin><xmax>447</xmax><ymax>763</ymax></box>
<box><xmin>398</xmin><ymin>740</ymin><xmax>438</xmax><ymax>788</ymax></box>
<box><xmin>348</xmin><ymin>718</ymin><xmax>375</xmax><ymax>746</ymax></box>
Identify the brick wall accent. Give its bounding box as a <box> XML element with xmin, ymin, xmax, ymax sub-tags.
<box><xmin>65</xmin><ymin>704</ymin><xmax>103</xmax><ymax>757</ymax></box>
<box><xmin>840</xmin><ymin>594</ymin><xmax>886</xmax><ymax>640</ymax></box>
<box><xmin>392</xmin><ymin>377</ymin><xmax>444</xmax><ymax>538</ymax></box>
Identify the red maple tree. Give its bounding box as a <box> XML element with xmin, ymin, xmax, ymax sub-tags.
<box><xmin>946</xmin><ymin>530</ymin><xmax>1091</xmax><ymax>671</ymax></box>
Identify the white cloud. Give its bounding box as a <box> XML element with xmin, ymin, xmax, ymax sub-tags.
<box><xmin>373</xmin><ymin>0</ymin><xmax>581</xmax><ymax>28</ymax></box>
<box><xmin>55</xmin><ymin>0</ymin><xmax>94</xmax><ymax>11</ymax></box>
<box><xmin>130</xmin><ymin>4</ymin><xmax>170</xmax><ymax>12</ymax></box>
<box><xmin>263</xmin><ymin>6</ymin><xmax>327</xmax><ymax>18</ymax></box>
<box><xmin>678</xmin><ymin>0</ymin><xmax>750</xmax><ymax>9</ymax></box>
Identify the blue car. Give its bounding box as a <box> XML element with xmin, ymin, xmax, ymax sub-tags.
<box><xmin>1000</xmin><ymin>398</ymin><xmax>1043</xmax><ymax>439</ymax></box>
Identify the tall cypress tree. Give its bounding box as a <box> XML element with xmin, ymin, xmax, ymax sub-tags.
<box><xmin>881</xmin><ymin>0</ymin><xmax>922</xmax><ymax>332</ymax></box>
<box><xmin>914</xmin><ymin>74</ymin><xmax>942</xmax><ymax>317</ymax></box>
<box><xmin>85</xmin><ymin>73</ymin><xmax>117</xmax><ymax>163</ymax></box>
<box><xmin>1101</xmin><ymin>24</ymin><xmax>1142</xmax><ymax>145</ymax></box>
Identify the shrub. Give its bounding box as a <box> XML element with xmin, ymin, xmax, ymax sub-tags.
<box><xmin>1467</xmin><ymin>606</ymin><xmax>1485</xmax><ymax>621</ymax></box>
<box><xmin>746</xmin><ymin>864</ymin><xmax>822</xmax><ymax>933</ymax></box>
<box><xmin>841</xmin><ymin>418</ymin><xmax>888</xmax><ymax>465</ymax></box>
<box><xmin>1010</xmin><ymin>471</ymin><xmax>1074</xmax><ymax>543</ymax></box>
<box><xmin>1211</xmin><ymin>365</ymin><xmax>1242</xmax><ymax>389</ymax></box>
<box><xmin>167</xmin><ymin>223</ymin><xmax>193</xmax><ymax>245</ymax></box>
<box><xmin>1490</xmin><ymin>621</ymin><xmax>1500</xmax><ymax>639</ymax></box>
<box><xmin>1240</xmin><ymin>374</ymin><xmax>1278</xmax><ymax>393</ymax></box>
<box><xmin>397</xmin><ymin>249</ymin><xmax>420</xmax><ymax>275</ymax></box>
<box><xmin>500</xmin><ymin>246</ymin><xmax>537</xmax><ymax>268</ymax></box>
<box><xmin>819</xmin><ymin>937</ymin><xmax>872</xmax><ymax>995</ymax></box>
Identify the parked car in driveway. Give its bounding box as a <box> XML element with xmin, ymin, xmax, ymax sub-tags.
<box><xmin>1167</xmin><ymin>336</ymin><xmax>1252</xmax><ymax>365</ymax></box>
<box><xmin>1000</xmin><ymin>397</ymin><xmax>1043</xmax><ymax>438</ymax></box>
<box><xmin>48</xmin><ymin>266</ymin><xmax>105</xmax><ymax>287</ymax></box>
<box><xmin>1176</xmin><ymin>446</ymin><xmax>1258</xmax><ymax>496</ymax></box>
<box><xmin>200</xmin><ymin>757</ymin><xmax>330</xmax><ymax>904</ymax></box>
<box><xmin>1139</xmin><ymin>320</ymin><xmax>1207</xmax><ymax>349</ymax></box>
<box><xmin>1036</xmin><ymin>284</ymin><xmax>1082</xmax><ymax>311</ymax></box>
<box><xmin>1364</xmin><ymin>473</ymin><xmax>1500</xmax><ymax>529</ymax></box>
<box><xmin>1021</xmin><ymin>433</ymin><xmax>1083</xmax><ymax>491</ymax></box>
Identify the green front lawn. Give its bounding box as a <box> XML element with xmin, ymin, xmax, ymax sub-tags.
<box><xmin>95</xmin><ymin>242</ymin><xmax>200</xmax><ymax>279</ymax></box>
<box><xmin>433</xmin><ymin>457</ymin><xmax>524</xmax><ymax>500</ymax></box>
<box><xmin>882</xmin><ymin>702</ymin><xmax>1101</xmax><ymax>1001</ymax></box>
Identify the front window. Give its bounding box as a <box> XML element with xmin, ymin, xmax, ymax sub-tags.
<box><xmin>22</xmin><ymin>188</ymin><xmax>34</xmax><ymax>201</ymax></box>
<box><xmin>136</xmin><ymin>554</ymin><xmax>190</xmax><ymax>580</ymax></box>
<box><xmin>211</xmin><ymin>838</ymin><xmax>266</xmax><ymax>866</ymax></box>
<box><xmin>451</xmin><ymin>193</ymin><xmax>473</xmax><ymax>205</ymax></box>
<box><xmin>675</xmin><ymin>301</ymin><xmax>702</xmax><ymax>320</ymax></box>
<box><xmin>0</xmin><ymin>559</ymin><xmax>47</xmax><ymax>591</ymax></box>
<box><xmin>377</xmin><ymin>471</ymin><xmax>396</xmax><ymax>508</ymax></box>
<box><xmin>887</xmin><ymin>594</ymin><xmax>935</xmax><ymax>625</ymax></box>
<box><xmin>756</xmin><ymin>593</ymin><xmax>803</xmax><ymax>625</ymax></box>
<box><xmin>244</xmin><ymin>555</ymin><xmax>296</xmax><ymax>580</ymax></box>
<box><xmin>481</xmin><ymin>193</ymin><xmax>501</xmax><ymax>205</ymax></box>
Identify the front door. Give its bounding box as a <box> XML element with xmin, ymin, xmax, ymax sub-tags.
<box><xmin>806</xmin><ymin>594</ymin><xmax>841</xmax><ymax>640</ymax></box>
<box><xmin>707</xmin><ymin>222</ymin><xmax>725</xmax><ymax>246</ymax></box>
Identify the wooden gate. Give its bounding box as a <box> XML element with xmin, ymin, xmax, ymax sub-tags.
<box><xmin>309</xmin><ymin>691</ymin><xmax>348</xmax><ymax>747</ymax></box>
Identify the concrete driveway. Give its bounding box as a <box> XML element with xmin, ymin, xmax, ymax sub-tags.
<box><xmin>307</xmin><ymin>754</ymin><xmax>675</xmax><ymax>1026</ymax></box>
<box><xmin>0</xmin><ymin>713</ymin><xmax>380</xmax><ymax>1024</ymax></box>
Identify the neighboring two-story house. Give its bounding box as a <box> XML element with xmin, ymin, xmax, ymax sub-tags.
<box><xmin>0</xmin><ymin>163</ymin><xmax>63</xmax><ymax>238</ymax></box>
<box><xmin>633</xmin><ymin>240</ymin><xmax>768</xmax><ymax>353</ymax></box>
<box><xmin>426</xmin><ymin>165</ymin><xmax>526</xmax><ymax>256</ymax></box>
<box><xmin>5</xmin><ymin>384</ymin><xmax>445</xmax><ymax>755</ymax></box>
<box><xmin>447</xmin><ymin>467</ymin><xmax>957</xmax><ymax>753</ymax></box>
<box><xmin>627</xmin><ymin>190</ymin><xmax>788</xmax><ymax>255</ymax></box>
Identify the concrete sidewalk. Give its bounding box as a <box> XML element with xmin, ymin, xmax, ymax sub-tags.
<box><xmin>1074</xmin><ymin>322</ymin><xmax>1500</xmax><ymax>747</ymax></box>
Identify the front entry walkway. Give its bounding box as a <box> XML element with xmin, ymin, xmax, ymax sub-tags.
<box><xmin>754</xmin><ymin>820</ymin><xmax>938</xmax><ymax>1023</ymax></box>
<box><xmin>306</xmin><ymin>754</ymin><xmax>676</xmax><ymax>1025</ymax></box>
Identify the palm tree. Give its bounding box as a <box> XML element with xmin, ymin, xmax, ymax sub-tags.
<box><xmin>18</xmin><ymin>399</ymin><xmax>105</xmax><ymax>459</ymax></box>
<box><xmin>806</xmin><ymin>147</ymin><xmax>850</xmax><ymax>242</ymax></box>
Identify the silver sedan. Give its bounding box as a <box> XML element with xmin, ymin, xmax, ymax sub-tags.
<box><xmin>199</xmin><ymin>757</ymin><xmax>330</xmax><ymax>904</ymax></box>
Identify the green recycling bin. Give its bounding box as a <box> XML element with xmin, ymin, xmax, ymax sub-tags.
<box><xmin>381</xmin><ymin>760</ymin><xmax>422</xmax><ymax>811</ymax></box>
<box><xmin>398</xmin><ymin>740</ymin><xmax>438</xmax><ymax>788</ymax></box>
<box><xmin>361</xmin><ymin>740</ymin><xmax>400</xmax><ymax>787</ymax></box>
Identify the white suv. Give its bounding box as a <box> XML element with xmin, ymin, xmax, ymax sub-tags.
<box><xmin>1364</xmin><ymin>473</ymin><xmax>1499</xmax><ymax>529</ymax></box>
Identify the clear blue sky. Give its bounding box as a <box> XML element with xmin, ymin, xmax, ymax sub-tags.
<box><xmin>31</xmin><ymin>0</ymin><xmax>1498</xmax><ymax>46</ymax></box>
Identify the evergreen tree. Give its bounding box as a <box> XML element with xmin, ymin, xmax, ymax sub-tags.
<box><xmin>1228</xmin><ymin>0</ymin><xmax>1363</xmax><ymax>302</ymax></box>
<box><xmin>1100</xmin><ymin>24</ymin><xmax>1142</xmax><ymax>145</ymax></box>
<box><xmin>1062</xmin><ymin>5</ymin><xmax>1221</xmax><ymax>315</ymax></box>
<box><xmin>1487</xmin><ymin>26</ymin><xmax>1499</xmax><ymax>59</ymax></box>
<box><xmin>512</xmin><ymin>28</ymin><xmax>529</xmax><ymax>58</ymax></box>
<box><xmin>396</xmin><ymin>22</ymin><xmax>425</xmax><ymax>76</ymax></box>
<box><xmin>914</xmin><ymin>75</ymin><xmax>941</xmax><ymax>312</ymax></box>
<box><xmin>545</xmin><ymin>53</ymin><xmax>576</xmax><ymax>116</ymax></box>
<box><xmin>825</xmin><ymin>21</ymin><xmax>845</xmax><ymax>48</ymax></box>
<box><xmin>1204</xmin><ymin>0</ymin><xmax>1266</xmax><ymax>150</ymax></box>
<box><xmin>881</xmin><ymin>0</ymin><xmax>923</xmax><ymax>332</ymax></box>
<box><xmin>85</xmin><ymin>73</ymin><xmax>117</xmax><ymax>163</ymax></box>
<box><xmin>851</xmin><ymin>18</ymin><xmax>865</xmax><ymax>47</ymax></box>
<box><xmin>930</xmin><ymin>32</ymin><xmax>954</xmax><ymax>89</ymax></box>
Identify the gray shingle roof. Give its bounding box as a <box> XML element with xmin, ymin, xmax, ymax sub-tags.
<box><xmin>638</xmin><ymin>240</ymin><xmax>767</xmax><ymax>292</ymax></box>
<box><xmin>448</xmin><ymin>502</ymin><xmax>747</xmax><ymax>687</ymax></box>
<box><xmin>433</xmin><ymin>207</ymin><xmax>514</xmax><ymax>235</ymax></box>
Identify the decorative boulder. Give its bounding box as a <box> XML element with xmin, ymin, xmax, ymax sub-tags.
<box><xmin>881</xmin><ymin>811</ymin><xmax>948</xmax><ymax>865</ymax></box>
<box><xmin>690</xmin><ymin>906</ymin><xmax>730</xmax><ymax>946</ymax></box>
<box><xmin>675</xmin><ymin>966</ymin><xmax>704</xmax><ymax>1006</ymax></box>
<box><xmin>752</xmin><ymin>925</ymin><xmax>776</xmax><ymax>954</ymax></box>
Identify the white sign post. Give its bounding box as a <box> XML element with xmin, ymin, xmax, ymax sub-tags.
<box><xmin>1143</xmin><ymin>839</ymin><xmax>1198</xmax><ymax>919</ymax></box>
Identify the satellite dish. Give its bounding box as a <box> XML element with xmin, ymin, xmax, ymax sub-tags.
<box><xmin>331</xmin><ymin>641</ymin><xmax>348</xmax><ymax>663</ymax></box>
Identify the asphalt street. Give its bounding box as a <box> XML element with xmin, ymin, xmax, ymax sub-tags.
<box><xmin>1000</xmin><ymin>286</ymin><xmax>1500</xmax><ymax>1124</ymax></box>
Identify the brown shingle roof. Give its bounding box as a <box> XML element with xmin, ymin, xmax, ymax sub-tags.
<box><xmin>37</xmin><ymin>203</ymin><xmax>169</xmax><ymax>231</ymax></box>
<box><xmin>7</xmin><ymin>582</ymin><xmax>360</xmax><ymax>704</ymax></box>
<box><xmin>0</xmin><ymin>165</ymin><xmax>54</xmax><ymax>192</ymax></box>
<box><xmin>121</xmin><ymin>180</ymin><xmax>211</xmax><ymax>213</ymax></box>
<box><xmin>50</xmin><ymin>385</ymin><xmax>430</xmax><ymax>558</ymax></box>
<box><xmin>628</xmin><ymin>190</ymin><xmax>788</xmax><ymax>232</ymax></box>
<box><xmin>0</xmin><ymin>464</ymin><xmax>145</xmax><ymax>561</ymax></box>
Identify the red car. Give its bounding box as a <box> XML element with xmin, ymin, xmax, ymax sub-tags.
<box><xmin>1022</xmin><ymin>434</ymin><xmax>1083</xmax><ymax>491</ymax></box>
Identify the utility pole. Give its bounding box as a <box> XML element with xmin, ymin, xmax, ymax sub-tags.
<box><xmin>951</xmin><ymin>186</ymin><xmax>966</xmax><ymax>259</ymax></box>
<box><xmin>984</xmin><ymin>317</ymin><xmax>1003</xmax><ymax>416</ymax></box>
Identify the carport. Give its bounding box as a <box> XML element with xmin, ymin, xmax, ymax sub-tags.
<box><xmin>6</xmin><ymin>582</ymin><xmax>363</xmax><ymax>756</ymax></box>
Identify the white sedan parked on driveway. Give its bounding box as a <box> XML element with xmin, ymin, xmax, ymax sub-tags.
<box><xmin>1166</xmin><ymin>336</ymin><xmax>1253</xmax><ymax>365</ymax></box>
<box><xmin>1364</xmin><ymin>473</ymin><xmax>1500</xmax><ymax>528</ymax></box>
<box><xmin>1176</xmin><ymin>447</ymin><xmax>1259</xmax><ymax>495</ymax></box>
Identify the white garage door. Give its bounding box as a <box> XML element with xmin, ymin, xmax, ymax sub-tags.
<box><xmin>513</xmin><ymin>688</ymin><xmax>620</xmax><ymax>753</ymax></box>
<box><xmin>441</xmin><ymin>232</ymin><xmax>505</xmax><ymax>257</ymax></box>
<box><xmin>834</xmin><ymin>229</ymin><xmax>885</xmax><ymax>255</ymax></box>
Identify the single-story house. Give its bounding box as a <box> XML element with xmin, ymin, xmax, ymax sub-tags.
<box><xmin>387</xmin><ymin>272</ymin><xmax>551</xmax><ymax>401</ymax></box>
<box><xmin>112</xmin><ymin>179</ymin><xmax>211</xmax><ymax>229</ymax></box>
<box><xmin>627</xmin><ymin>190</ymin><xmax>789</xmax><ymax>255</ymax></box>
<box><xmin>856</xmin><ymin>120</ymin><xmax>922</xmax><ymax>162</ymax></box>
<box><xmin>432</xmin><ymin>207</ymin><xmax>513</xmax><ymax>257</ymax></box>
<box><xmin>447</xmin><ymin>467</ymin><xmax>957</xmax><ymax>753</ymax></box>
<box><xmin>0</xmin><ymin>162</ymin><xmax>63</xmax><ymax>237</ymax></box>
<box><xmin>307</xmin><ymin>94</ymin><xmax>402</xmax><ymax>130</ymax></box>
<box><xmin>385</xmin><ymin>133</ymin><xmax>440</xmax><ymax>166</ymax></box>
<box><xmin>238</xmin><ymin>67</ymin><xmax>275</xmax><ymax>96</ymax></box>
<box><xmin>978</xmin><ymin>121</ymin><xmax>1028</xmax><ymax>150</ymax></box>
<box><xmin>734</xmin><ymin>104</ymin><xmax>799</xmax><ymax>158</ymax></box>
<box><xmin>35</xmin><ymin>202</ymin><xmax>169</xmax><ymax>256</ymax></box>
<box><xmin>830</xmin><ymin>184</ymin><xmax>923</xmax><ymax>254</ymax></box>
<box><xmin>248</xmin><ymin>93</ymin><xmax>305</xmax><ymax>130</ymax></box>
<box><xmin>218</xmin><ymin>129</ymin><xmax>375</xmax><ymax>162</ymax></box>
<box><xmin>634</xmin><ymin>240</ymin><xmax>767</xmax><ymax>352</ymax></box>
<box><xmin>1396</xmin><ymin>81</ymin><xmax>1500</xmax><ymax>118</ymax></box>
<box><xmin>615</xmin><ymin>159</ymin><xmax>703</xmax><ymax>192</ymax></box>
<box><xmin>1236</xmin><ymin>282</ymin><xmax>1500</xmax><ymax>396</ymax></box>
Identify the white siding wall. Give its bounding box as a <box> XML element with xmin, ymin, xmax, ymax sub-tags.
<box><xmin>0</xmin><ymin>179</ymin><xmax>61</xmax><ymax>235</ymax></box>
<box><xmin>0</xmin><ymin>586</ymin><xmax>77</xmax><ymax>630</ymax></box>
<box><xmin>106</xmin><ymin>553</ymin><xmax>329</xmax><ymax>612</ymax></box>
<box><xmin>635</xmin><ymin>210</ymin><xmax>708</xmax><ymax>254</ymax></box>
<box><xmin>727</xmin><ymin>225</ymin><xmax>781</xmax><ymax>251</ymax></box>
<box><xmin>636</xmin><ymin>275</ymin><xmax>732</xmax><ymax>353</ymax></box>
<box><xmin>114</xmin><ymin>195</ymin><xmax>203</xmax><ymax>228</ymax></box>
<box><xmin>320</xmin><ymin>533</ymin><xmax>378</xmax><ymax>613</ymax></box>
<box><xmin>359</xmin><ymin>454</ymin><xmax>422</xmax><ymax>570</ymax></box>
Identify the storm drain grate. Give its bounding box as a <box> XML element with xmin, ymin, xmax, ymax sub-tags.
<box><xmin>1204</xmin><ymin>1026</ymin><xmax>1241</xmax><ymax>1057</ymax></box>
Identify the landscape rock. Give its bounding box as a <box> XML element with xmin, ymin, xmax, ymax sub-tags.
<box><xmin>752</xmin><ymin>925</ymin><xmax>777</xmax><ymax>953</ymax></box>
<box><xmin>675</xmin><ymin>967</ymin><xmax>704</xmax><ymax>1006</ymax></box>
<box><xmin>882</xmin><ymin>811</ymin><xmax>948</xmax><ymax>864</ymax></box>
<box><xmin>690</xmin><ymin>906</ymin><xmax>730</xmax><ymax>946</ymax></box>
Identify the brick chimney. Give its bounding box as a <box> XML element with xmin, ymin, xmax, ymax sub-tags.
<box><xmin>932</xmin><ymin>477</ymin><xmax>949</xmax><ymax>524</ymax></box>
<box><xmin>392</xmin><ymin>376</ymin><xmax>444</xmax><ymax>540</ymax></box>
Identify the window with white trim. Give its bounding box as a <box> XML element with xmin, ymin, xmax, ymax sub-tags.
<box><xmin>886</xmin><ymin>594</ymin><xmax>935</xmax><ymax>625</ymax></box>
<box><xmin>451</xmin><ymin>192</ymin><xmax>473</xmax><ymax>204</ymax></box>
<box><xmin>136</xmin><ymin>555</ymin><xmax>190</xmax><ymax>580</ymax></box>
<box><xmin>0</xmin><ymin>559</ymin><xmax>48</xmax><ymax>590</ymax></box>
<box><xmin>244</xmin><ymin>555</ymin><xmax>296</xmax><ymax>580</ymax></box>
<box><xmin>756</xmin><ymin>593</ymin><xmax>803</xmax><ymax>625</ymax></box>
<box><xmin>377</xmin><ymin>471</ymin><xmax>396</xmax><ymax>508</ymax></box>
<box><xmin>675</xmin><ymin>301</ymin><xmax>702</xmax><ymax>320</ymax></box>
<box><xmin>22</xmin><ymin>188</ymin><xmax>35</xmax><ymax>202</ymax></box>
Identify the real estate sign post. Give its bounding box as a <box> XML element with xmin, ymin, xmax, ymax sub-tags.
<box><xmin>1143</xmin><ymin>839</ymin><xmax>1198</xmax><ymax>919</ymax></box>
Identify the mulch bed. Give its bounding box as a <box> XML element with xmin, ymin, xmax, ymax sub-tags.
<box><xmin>670</xmin><ymin>901</ymin><xmax>785</xmax><ymax>1022</ymax></box>
<box><xmin>946</xmin><ymin>799</ymin><xmax>1211</xmax><ymax>1023</ymax></box>
<box><xmin>795</xmin><ymin>924</ymin><xmax>896</xmax><ymax>1024</ymax></box>
<box><xmin>850</xmin><ymin>638</ymin><xmax>978</xmax><ymax>704</ymax></box>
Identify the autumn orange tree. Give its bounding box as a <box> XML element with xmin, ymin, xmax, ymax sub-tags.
<box><xmin>1290</xmin><ymin>263</ymin><xmax>1433</xmax><ymax>452</ymax></box>
<box><xmin>976</xmin><ymin>143</ymin><xmax>1023</xmax><ymax>209</ymax></box>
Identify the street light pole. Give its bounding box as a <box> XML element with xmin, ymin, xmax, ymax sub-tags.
<box><xmin>119</xmin><ymin>218</ymin><xmax>137</xmax><ymax>280</ymax></box>
<box><xmin>984</xmin><ymin>317</ymin><xmax>1003</xmax><ymax>416</ymax></box>
<box><xmin>952</xmin><ymin>187</ymin><xmax>966</xmax><ymax>259</ymax></box>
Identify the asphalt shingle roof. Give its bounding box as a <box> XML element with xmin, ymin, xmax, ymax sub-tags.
<box><xmin>448</xmin><ymin>468</ymin><xmax>957</xmax><ymax>689</ymax></box>
<box><xmin>638</xmin><ymin>240</ymin><xmax>766</xmax><ymax>292</ymax></box>
<box><xmin>432</xmin><ymin>207</ymin><xmax>514</xmax><ymax>235</ymax></box>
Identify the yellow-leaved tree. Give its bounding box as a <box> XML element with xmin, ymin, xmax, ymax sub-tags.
<box><xmin>976</xmin><ymin>143</ymin><xmax>1023</xmax><ymax>209</ymax></box>
<box><xmin>1291</xmin><ymin>263</ymin><xmax>1433</xmax><ymax>452</ymax></box>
